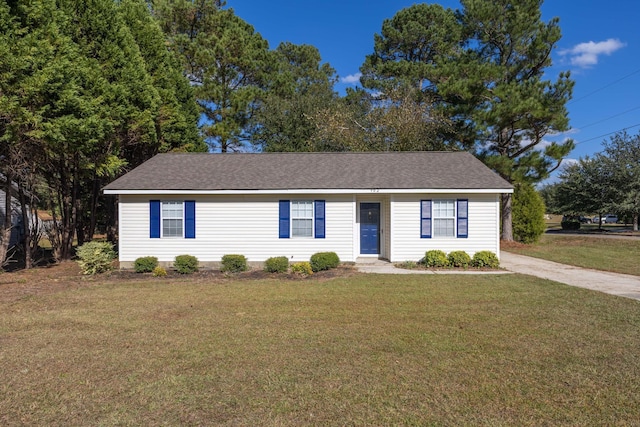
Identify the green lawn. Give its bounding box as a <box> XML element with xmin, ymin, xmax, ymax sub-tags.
<box><xmin>1</xmin><ymin>273</ymin><xmax>639</xmax><ymax>425</ymax></box>
<box><xmin>504</xmin><ymin>234</ymin><xmax>640</xmax><ymax>276</ymax></box>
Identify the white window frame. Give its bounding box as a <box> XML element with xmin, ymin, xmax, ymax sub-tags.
<box><xmin>291</xmin><ymin>200</ymin><xmax>314</xmax><ymax>238</ymax></box>
<box><xmin>161</xmin><ymin>201</ymin><xmax>184</xmax><ymax>238</ymax></box>
<box><xmin>433</xmin><ymin>199</ymin><xmax>456</xmax><ymax>238</ymax></box>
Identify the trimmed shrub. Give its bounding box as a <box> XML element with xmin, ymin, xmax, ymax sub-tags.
<box><xmin>174</xmin><ymin>254</ymin><xmax>198</xmax><ymax>274</ymax></box>
<box><xmin>512</xmin><ymin>182</ymin><xmax>547</xmax><ymax>244</ymax></box>
<box><xmin>291</xmin><ymin>261</ymin><xmax>313</xmax><ymax>275</ymax></box>
<box><xmin>134</xmin><ymin>256</ymin><xmax>158</xmax><ymax>273</ymax></box>
<box><xmin>472</xmin><ymin>251</ymin><xmax>500</xmax><ymax>269</ymax></box>
<box><xmin>310</xmin><ymin>252</ymin><xmax>340</xmax><ymax>272</ymax></box>
<box><xmin>264</xmin><ymin>256</ymin><xmax>289</xmax><ymax>273</ymax></box>
<box><xmin>424</xmin><ymin>250</ymin><xmax>449</xmax><ymax>268</ymax></box>
<box><xmin>561</xmin><ymin>218</ymin><xmax>581</xmax><ymax>230</ymax></box>
<box><xmin>448</xmin><ymin>251</ymin><xmax>471</xmax><ymax>268</ymax></box>
<box><xmin>221</xmin><ymin>254</ymin><xmax>248</xmax><ymax>273</ymax></box>
<box><xmin>76</xmin><ymin>241</ymin><xmax>116</xmax><ymax>275</ymax></box>
<box><xmin>152</xmin><ymin>266</ymin><xmax>167</xmax><ymax>277</ymax></box>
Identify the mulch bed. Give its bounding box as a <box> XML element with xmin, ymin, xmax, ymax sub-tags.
<box><xmin>0</xmin><ymin>262</ymin><xmax>357</xmax><ymax>304</ymax></box>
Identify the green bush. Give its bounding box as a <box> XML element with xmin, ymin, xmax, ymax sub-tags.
<box><xmin>448</xmin><ymin>251</ymin><xmax>471</xmax><ymax>268</ymax></box>
<box><xmin>264</xmin><ymin>256</ymin><xmax>289</xmax><ymax>273</ymax></box>
<box><xmin>424</xmin><ymin>250</ymin><xmax>449</xmax><ymax>268</ymax></box>
<box><xmin>310</xmin><ymin>252</ymin><xmax>340</xmax><ymax>272</ymax></box>
<box><xmin>472</xmin><ymin>251</ymin><xmax>500</xmax><ymax>269</ymax></box>
<box><xmin>134</xmin><ymin>256</ymin><xmax>158</xmax><ymax>273</ymax></box>
<box><xmin>152</xmin><ymin>266</ymin><xmax>167</xmax><ymax>277</ymax></box>
<box><xmin>174</xmin><ymin>254</ymin><xmax>198</xmax><ymax>274</ymax></box>
<box><xmin>76</xmin><ymin>241</ymin><xmax>116</xmax><ymax>275</ymax></box>
<box><xmin>512</xmin><ymin>182</ymin><xmax>547</xmax><ymax>244</ymax></box>
<box><xmin>221</xmin><ymin>254</ymin><xmax>248</xmax><ymax>273</ymax></box>
<box><xmin>561</xmin><ymin>219</ymin><xmax>581</xmax><ymax>230</ymax></box>
<box><xmin>291</xmin><ymin>261</ymin><xmax>313</xmax><ymax>275</ymax></box>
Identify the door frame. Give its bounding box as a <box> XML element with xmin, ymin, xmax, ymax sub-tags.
<box><xmin>358</xmin><ymin>201</ymin><xmax>382</xmax><ymax>256</ymax></box>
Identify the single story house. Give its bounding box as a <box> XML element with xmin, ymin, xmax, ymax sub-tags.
<box><xmin>104</xmin><ymin>151</ymin><xmax>513</xmax><ymax>268</ymax></box>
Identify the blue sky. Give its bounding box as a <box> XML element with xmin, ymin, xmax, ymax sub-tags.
<box><xmin>231</xmin><ymin>0</ymin><xmax>640</xmax><ymax>173</ymax></box>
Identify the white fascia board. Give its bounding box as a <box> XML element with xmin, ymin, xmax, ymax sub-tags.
<box><xmin>105</xmin><ymin>188</ymin><xmax>513</xmax><ymax>195</ymax></box>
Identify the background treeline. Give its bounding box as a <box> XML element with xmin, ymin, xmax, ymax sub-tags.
<box><xmin>1</xmin><ymin>0</ymin><xmax>576</xmax><ymax>267</ymax></box>
<box><xmin>541</xmin><ymin>131</ymin><xmax>640</xmax><ymax>231</ymax></box>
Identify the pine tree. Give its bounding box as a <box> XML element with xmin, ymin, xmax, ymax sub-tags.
<box><xmin>454</xmin><ymin>0</ymin><xmax>574</xmax><ymax>240</ymax></box>
<box><xmin>250</xmin><ymin>42</ymin><xmax>338</xmax><ymax>152</ymax></box>
<box><xmin>152</xmin><ymin>0</ymin><xmax>271</xmax><ymax>152</ymax></box>
<box><xmin>361</xmin><ymin>0</ymin><xmax>574</xmax><ymax>240</ymax></box>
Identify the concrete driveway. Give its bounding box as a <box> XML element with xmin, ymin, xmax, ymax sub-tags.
<box><xmin>500</xmin><ymin>252</ymin><xmax>640</xmax><ymax>301</ymax></box>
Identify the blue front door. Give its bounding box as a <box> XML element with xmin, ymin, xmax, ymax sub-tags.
<box><xmin>360</xmin><ymin>203</ymin><xmax>380</xmax><ymax>255</ymax></box>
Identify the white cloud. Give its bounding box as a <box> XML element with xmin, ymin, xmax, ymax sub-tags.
<box><xmin>559</xmin><ymin>38</ymin><xmax>626</xmax><ymax>68</ymax></box>
<box><xmin>561</xmin><ymin>158</ymin><xmax>579</xmax><ymax>167</ymax></box>
<box><xmin>340</xmin><ymin>72</ymin><xmax>362</xmax><ymax>84</ymax></box>
<box><xmin>536</xmin><ymin>139</ymin><xmax>553</xmax><ymax>150</ymax></box>
<box><xmin>523</xmin><ymin>137</ymin><xmax>574</xmax><ymax>152</ymax></box>
<box><xmin>547</xmin><ymin>128</ymin><xmax>579</xmax><ymax>137</ymax></box>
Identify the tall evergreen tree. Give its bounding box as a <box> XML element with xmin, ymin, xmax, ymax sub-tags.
<box><xmin>454</xmin><ymin>0</ymin><xmax>574</xmax><ymax>240</ymax></box>
<box><xmin>152</xmin><ymin>0</ymin><xmax>271</xmax><ymax>152</ymax></box>
<box><xmin>0</xmin><ymin>0</ymin><xmax>204</xmax><ymax>264</ymax></box>
<box><xmin>361</xmin><ymin>0</ymin><xmax>574</xmax><ymax>240</ymax></box>
<box><xmin>250</xmin><ymin>42</ymin><xmax>338</xmax><ymax>152</ymax></box>
<box><xmin>118</xmin><ymin>0</ymin><xmax>205</xmax><ymax>156</ymax></box>
<box><xmin>360</xmin><ymin>4</ymin><xmax>467</xmax><ymax>149</ymax></box>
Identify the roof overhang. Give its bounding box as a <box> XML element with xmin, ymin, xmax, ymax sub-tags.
<box><xmin>104</xmin><ymin>188</ymin><xmax>513</xmax><ymax>195</ymax></box>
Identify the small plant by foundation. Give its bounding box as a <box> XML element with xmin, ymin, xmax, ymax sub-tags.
<box><xmin>291</xmin><ymin>261</ymin><xmax>313</xmax><ymax>276</ymax></box>
<box><xmin>152</xmin><ymin>266</ymin><xmax>167</xmax><ymax>277</ymax></box>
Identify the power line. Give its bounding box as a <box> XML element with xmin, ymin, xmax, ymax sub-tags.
<box><xmin>574</xmin><ymin>122</ymin><xmax>640</xmax><ymax>145</ymax></box>
<box><xmin>575</xmin><ymin>104</ymin><xmax>640</xmax><ymax>130</ymax></box>
<box><xmin>568</xmin><ymin>66</ymin><xmax>640</xmax><ymax>105</ymax></box>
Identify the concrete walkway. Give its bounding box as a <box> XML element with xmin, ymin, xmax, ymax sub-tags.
<box><xmin>355</xmin><ymin>260</ymin><xmax>510</xmax><ymax>275</ymax></box>
<box><xmin>500</xmin><ymin>252</ymin><xmax>640</xmax><ymax>301</ymax></box>
<box><xmin>355</xmin><ymin>254</ymin><xmax>640</xmax><ymax>301</ymax></box>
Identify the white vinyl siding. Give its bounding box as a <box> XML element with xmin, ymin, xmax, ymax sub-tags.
<box><xmin>118</xmin><ymin>194</ymin><xmax>354</xmax><ymax>264</ymax></box>
<box><xmin>389</xmin><ymin>194</ymin><xmax>500</xmax><ymax>262</ymax></box>
<box><xmin>117</xmin><ymin>192</ymin><xmax>502</xmax><ymax>266</ymax></box>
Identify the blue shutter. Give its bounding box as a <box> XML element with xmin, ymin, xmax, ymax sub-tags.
<box><xmin>150</xmin><ymin>200</ymin><xmax>160</xmax><ymax>238</ymax></box>
<box><xmin>279</xmin><ymin>200</ymin><xmax>290</xmax><ymax>238</ymax></box>
<box><xmin>420</xmin><ymin>200</ymin><xmax>432</xmax><ymax>238</ymax></box>
<box><xmin>457</xmin><ymin>199</ymin><xmax>468</xmax><ymax>238</ymax></box>
<box><xmin>185</xmin><ymin>200</ymin><xmax>196</xmax><ymax>239</ymax></box>
<box><xmin>314</xmin><ymin>200</ymin><xmax>325</xmax><ymax>238</ymax></box>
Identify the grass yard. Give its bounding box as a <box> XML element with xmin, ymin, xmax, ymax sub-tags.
<box><xmin>504</xmin><ymin>234</ymin><xmax>640</xmax><ymax>276</ymax></box>
<box><xmin>1</xmin><ymin>270</ymin><xmax>640</xmax><ymax>425</ymax></box>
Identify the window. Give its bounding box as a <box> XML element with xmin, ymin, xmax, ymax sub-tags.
<box><xmin>291</xmin><ymin>200</ymin><xmax>313</xmax><ymax>237</ymax></box>
<box><xmin>421</xmin><ymin>199</ymin><xmax>468</xmax><ymax>239</ymax></box>
<box><xmin>279</xmin><ymin>200</ymin><xmax>325</xmax><ymax>239</ymax></box>
<box><xmin>150</xmin><ymin>200</ymin><xmax>195</xmax><ymax>239</ymax></box>
<box><xmin>433</xmin><ymin>199</ymin><xmax>455</xmax><ymax>237</ymax></box>
<box><xmin>162</xmin><ymin>201</ymin><xmax>183</xmax><ymax>237</ymax></box>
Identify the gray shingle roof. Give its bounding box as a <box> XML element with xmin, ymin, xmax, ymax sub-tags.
<box><xmin>103</xmin><ymin>151</ymin><xmax>512</xmax><ymax>192</ymax></box>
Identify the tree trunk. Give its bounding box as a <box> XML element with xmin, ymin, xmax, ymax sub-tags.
<box><xmin>634</xmin><ymin>213</ymin><xmax>639</xmax><ymax>232</ymax></box>
<box><xmin>18</xmin><ymin>186</ymin><xmax>31</xmax><ymax>269</ymax></box>
<box><xmin>501</xmin><ymin>193</ymin><xmax>513</xmax><ymax>241</ymax></box>
<box><xmin>105</xmin><ymin>195</ymin><xmax>118</xmax><ymax>245</ymax></box>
